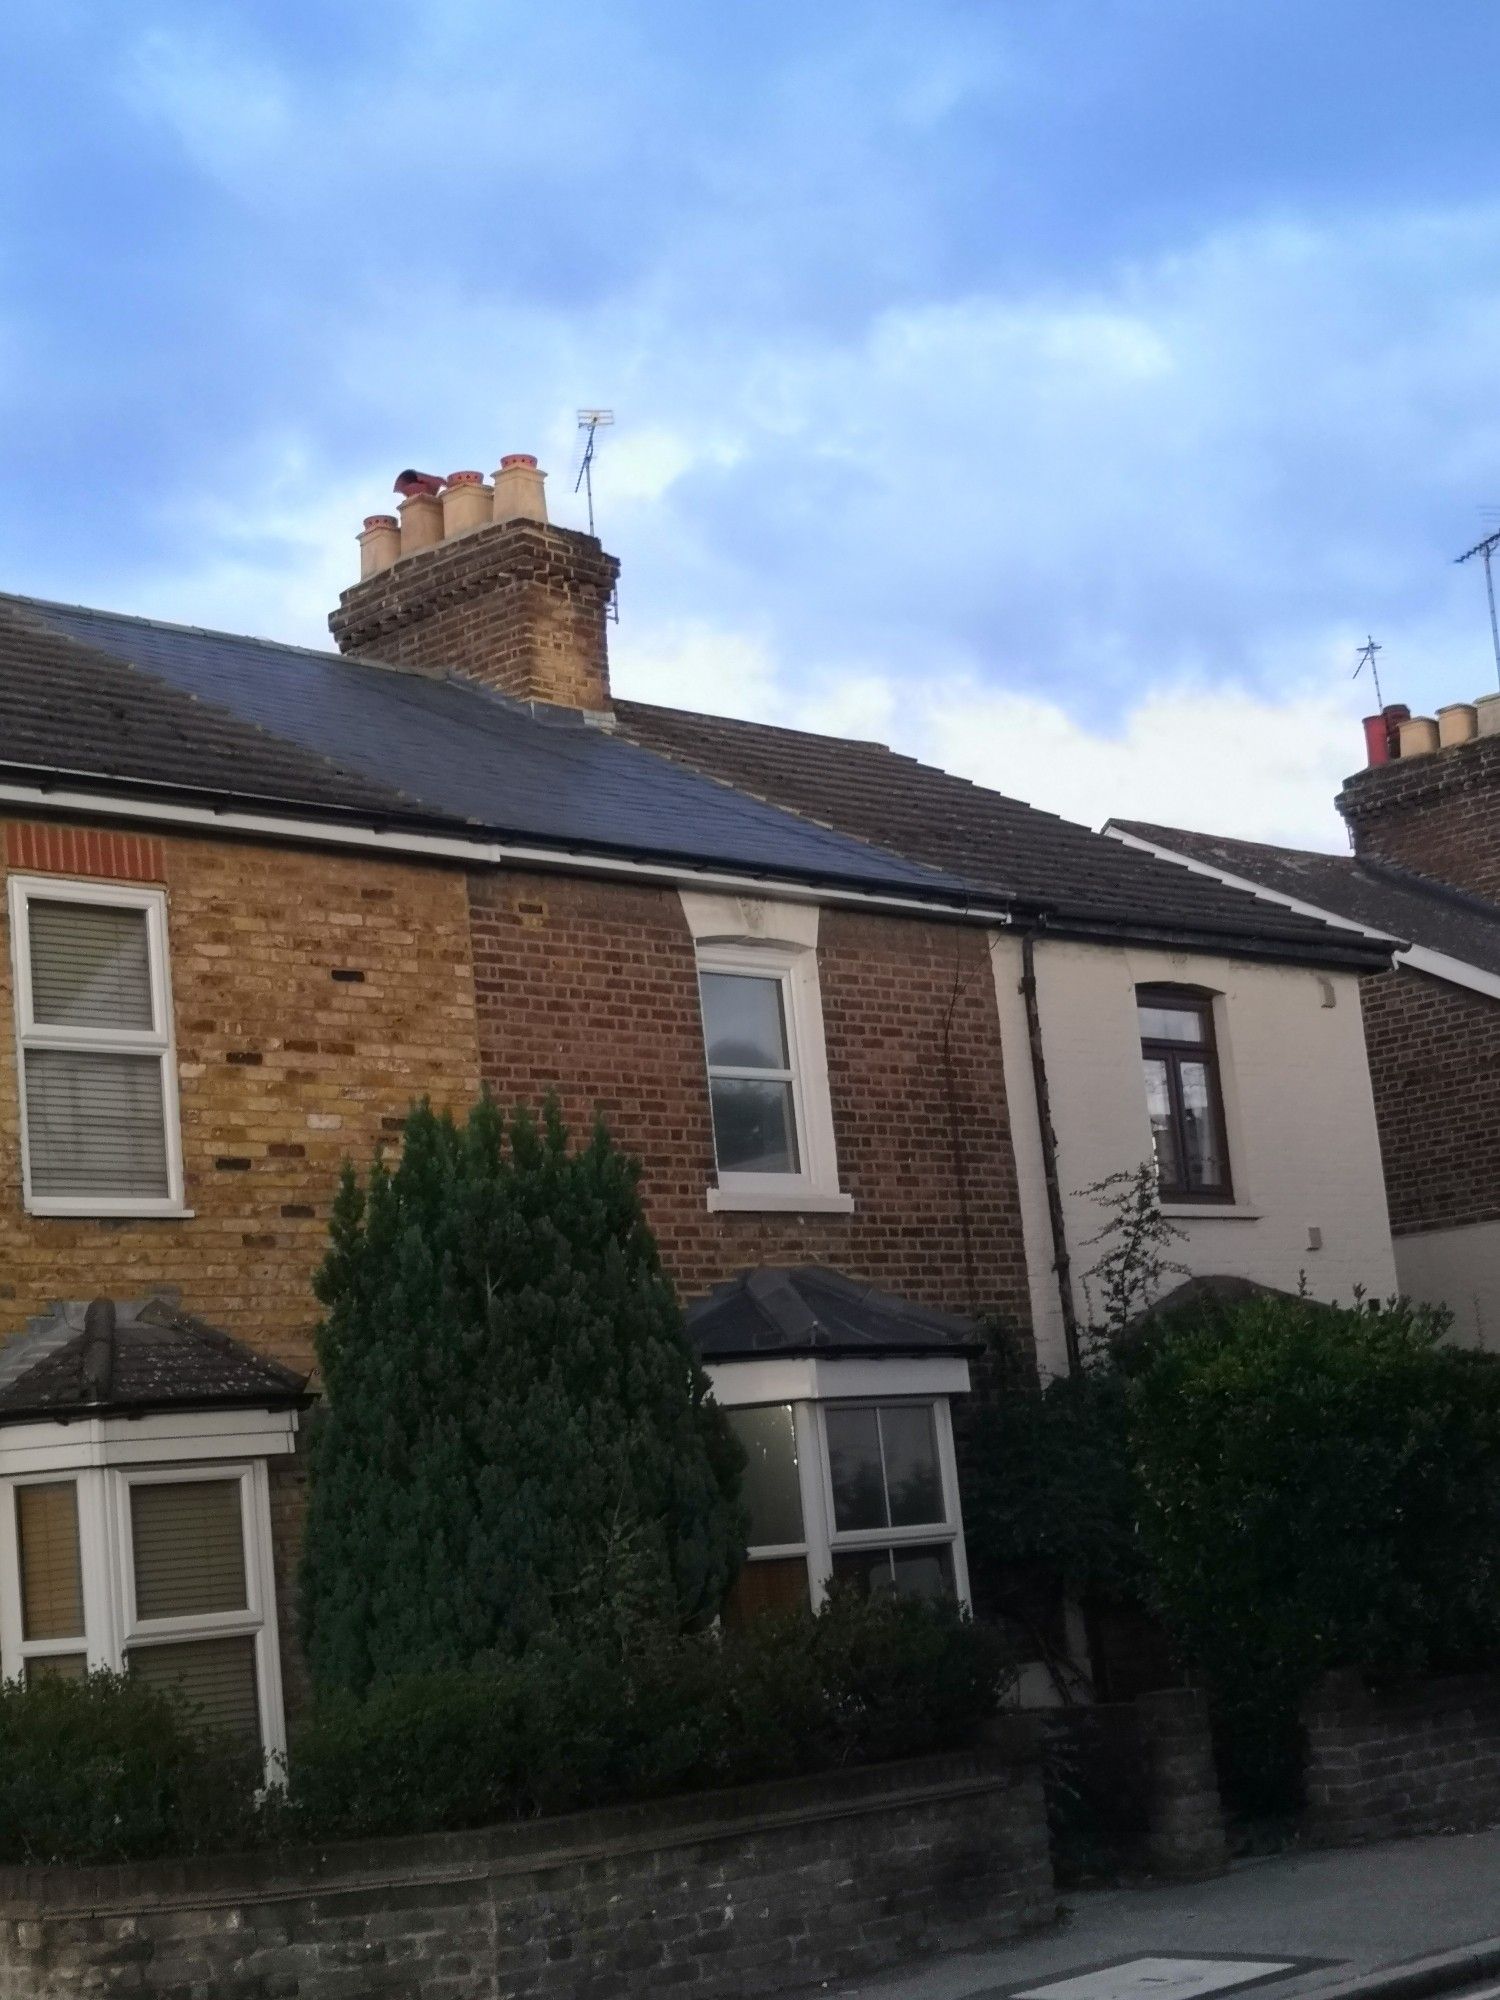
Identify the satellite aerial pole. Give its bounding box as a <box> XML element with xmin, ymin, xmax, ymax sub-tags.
<box><xmin>574</xmin><ymin>409</ymin><xmax>614</xmax><ymax>536</ymax></box>
<box><xmin>1457</xmin><ymin>527</ymin><xmax>1500</xmax><ymax>689</ymax></box>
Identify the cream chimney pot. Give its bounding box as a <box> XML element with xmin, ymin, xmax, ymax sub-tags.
<box><xmin>398</xmin><ymin>491</ymin><xmax>444</xmax><ymax>558</ymax></box>
<box><xmin>1437</xmin><ymin>701</ymin><xmax>1478</xmax><ymax>749</ymax></box>
<box><xmin>1398</xmin><ymin>715</ymin><xmax>1440</xmax><ymax>759</ymax></box>
<box><xmin>492</xmin><ymin>453</ymin><xmax>548</xmax><ymax>525</ymax></box>
<box><xmin>1475</xmin><ymin>693</ymin><xmax>1500</xmax><ymax>737</ymax></box>
<box><xmin>358</xmin><ymin>515</ymin><xmax>401</xmax><ymax>579</ymax></box>
<box><xmin>441</xmin><ymin>471</ymin><xmax>492</xmax><ymax>539</ymax></box>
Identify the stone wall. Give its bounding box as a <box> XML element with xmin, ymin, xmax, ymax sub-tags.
<box><xmin>0</xmin><ymin>1745</ymin><xmax>1054</xmax><ymax>2000</ymax></box>
<box><xmin>1302</xmin><ymin>1669</ymin><xmax>1500</xmax><ymax>1845</ymax></box>
<box><xmin>1043</xmin><ymin>1687</ymin><xmax>1226</xmax><ymax>1882</ymax></box>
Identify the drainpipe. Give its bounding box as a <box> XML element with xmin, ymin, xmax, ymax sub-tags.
<box><xmin>1019</xmin><ymin>932</ymin><xmax>1081</xmax><ymax>1378</ymax></box>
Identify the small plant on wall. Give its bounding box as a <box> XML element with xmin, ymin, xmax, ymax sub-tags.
<box><xmin>299</xmin><ymin>1096</ymin><xmax>747</xmax><ymax>1692</ymax></box>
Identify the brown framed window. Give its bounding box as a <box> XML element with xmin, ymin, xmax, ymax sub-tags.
<box><xmin>1137</xmin><ymin>986</ymin><xmax>1232</xmax><ymax>1202</ymax></box>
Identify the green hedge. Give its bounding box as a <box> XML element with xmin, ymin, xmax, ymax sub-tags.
<box><xmin>0</xmin><ymin>1593</ymin><xmax>1010</xmax><ymax>1864</ymax></box>
<box><xmin>0</xmin><ymin>1670</ymin><xmax>264</xmax><ymax>1865</ymax></box>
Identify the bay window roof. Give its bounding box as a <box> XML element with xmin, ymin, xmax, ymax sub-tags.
<box><xmin>686</xmin><ymin>1266</ymin><xmax>982</xmax><ymax>1363</ymax></box>
<box><xmin>0</xmin><ymin>1295</ymin><xmax>310</xmax><ymax>1426</ymax></box>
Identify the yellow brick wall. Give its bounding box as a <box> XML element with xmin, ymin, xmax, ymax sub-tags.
<box><xmin>0</xmin><ymin>821</ymin><xmax>481</xmax><ymax>1372</ymax></box>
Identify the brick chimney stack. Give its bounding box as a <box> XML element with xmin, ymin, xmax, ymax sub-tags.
<box><xmin>1338</xmin><ymin>689</ymin><xmax>1500</xmax><ymax>900</ymax></box>
<box><xmin>330</xmin><ymin>456</ymin><xmax>619</xmax><ymax>712</ymax></box>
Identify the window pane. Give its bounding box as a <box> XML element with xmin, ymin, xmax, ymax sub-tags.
<box><xmin>709</xmin><ymin>1078</ymin><xmax>799</xmax><ymax>1174</ymax></box>
<box><xmin>131</xmin><ymin>1480</ymin><xmax>247</xmax><ymax>1621</ymax></box>
<box><xmin>24</xmin><ymin>1049</ymin><xmax>170</xmax><ymax>1199</ymax></box>
<box><xmin>722</xmin><ymin>1556</ymin><xmax>810</xmax><ymax>1629</ymax></box>
<box><xmin>879</xmin><ymin>1407</ymin><xmax>944</xmax><ymax>1528</ymax></box>
<box><xmin>889</xmin><ymin>1543</ymin><xmax>956</xmax><ymax>1601</ymax></box>
<box><xmin>700</xmin><ymin>972</ymin><xmax>790</xmax><ymax>1071</ymax></box>
<box><xmin>1179</xmin><ymin>1060</ymin><xmax>1226</xmax><ymax>1191</ymax></box>
<box><xmin>25</xmin><ymin>1653</ymin><xmax>87</xmax><ymax>1686</ymax></box>
<box><xmin>1138</xmin><ymin>1000</ymin><xmax>1205</xmax><ymax>1045</ymax></box>
<box><xmin>826</xmin><ymin>1407</ymin><xmax>888</xmax><ymax>1532</ymax></box>
<box><xmin>831</xmin><ymin>1546</ymin><xmax>894</xmax><ymax>1595</ymax></box>
<box><xmin>726</xmin><ymin>1406</ymin><xmax>804</xmax><ymax>1548</ymax></box>
<box><xmin>28</xmin><ymin>900</ymin><xmax>154</xmax><ymax>1031</ymax></box>
<box><xmin>130</xmin><ymin>1636</ymin><xmax>260</xmax><ymax>1746</ymax></box>
<box><xmin>1142</xmin><ymin>1057</ymin><xmax>1182</xmax><ymax>1190</ymax></box>
<box><xmin>16</xmin><ymin>1482</ymin><xmax>84</xmax><ymax>1640</ymax></box>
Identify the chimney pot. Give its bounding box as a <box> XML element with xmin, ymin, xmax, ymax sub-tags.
<box><xmin>441</xmin><ymin>472</ymin><xmax>493</xmax><ymax>539</ymax></box>
<box><xmin>1475</xmin><ymin>693</ymin><xmax>1500</xmax><ymax>737</ymax></box>
<box><xmin>1397</xmin><ymin>715</ymin><xmax>1440</xmax><ymax>759</ymax></box>
<box><xmin>398</xmin><ymin>490</ymin><xmax>445</xmax><ymax>558</ymax></box>
<box><xmin>358</xmin><ymin>515</ymin><xmax>402</xmax><ymax>579</ymax></box>
<box><xmin>493</xmin><ymin>454</ymin><xmax>548</xmax><ymax>525</ymax></box>
<box><xmin>1437</xmin><ymin>701</ymin><xmax>1479</xmax><ymax>749</ymax></box>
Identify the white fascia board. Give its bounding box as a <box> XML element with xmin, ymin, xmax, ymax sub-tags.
<box><xmin>706</xmin><ymin>1356</ymin><xmax>972</xmax><ymax>1406</ymax></box>
<box><xmin>1104</xmin><ymin>823</ymin><xmax>1500</xmax><ymax>1006</ymax></box>
<box><xmin>0</xmin><ymin>780</ymin><xmax>1009</xmax><ymax>929</ymax></box>
<box><xmin>0</xmin><ymin>1407</ymin><xmax>299</xmax><ymax>1477</ymax></box>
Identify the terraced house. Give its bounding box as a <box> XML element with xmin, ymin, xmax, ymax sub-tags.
<box><xmin>0</xmin><ymin>451</ymin><xmax>1398</xmax><ymax>1748</ymax></box>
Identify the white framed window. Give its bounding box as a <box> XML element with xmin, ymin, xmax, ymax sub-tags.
<box><xmin>695</xmin><ymin>943</ymin><xmax>849</xmax><ymax>1213</ymax></box>
<box><xmin>0</xmin><ymin>1456</ymin><xmax>285</xmax><ymax>1763</ymax></box>
<box><xmin>720</xmin><ymin>1394</ymin><xmax>968</xmax><ymax>1625</ymax></box>
<box><xmin>6</xmin><ymin>874</ymin><xmax>185</xmax><ymax>1217</ymax></box>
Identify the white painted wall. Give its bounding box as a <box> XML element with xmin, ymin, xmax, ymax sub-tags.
<box><xmin>1394</xmin><ymin>1220</ymin><xmax>1500</xmax><ymax>1351</ymax></box>
<box><xmin>991</xmin><ymin>934</ymin><xmax>1398</xmax><ymax>1378</ymax></box>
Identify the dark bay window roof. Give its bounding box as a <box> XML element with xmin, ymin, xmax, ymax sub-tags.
<box><xmin>686</xmin><ymin>1266</ymin><xmax>982</xmax><ymax>1363</ymax></box>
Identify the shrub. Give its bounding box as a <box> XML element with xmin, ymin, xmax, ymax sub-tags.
<box><xmin>1129</xmin><ymin>1291</ymin><xmax>1500</xmax><ymax>1814</ymax></box>
<box><xmin>300</xmin><ymin>1096</ymin><xmax>746</xmax><ymax>1692</ymax></box>
<box><xmin>0</xmin><ymin>1670</ymin><xmax>263</xmax><ymax>1865</ymax></box>
<box><xmin>285</xmin><ymin>1590</ymin><xmax>1011</xmax><ymax>1843</ymax></box>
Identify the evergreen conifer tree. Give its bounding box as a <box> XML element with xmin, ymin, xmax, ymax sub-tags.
<box><xmin>299</xmin><ymin>1097</ymin><xmax>745</xmax><ymax>1692</ymax></box>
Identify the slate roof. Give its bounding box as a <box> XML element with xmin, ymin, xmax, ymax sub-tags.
<box><xmin>687</xmin><ymin>1266</ymin><xmax>982</xmax><ymax>1362</ymax></box>
<box><xmin>0</xmin><ymin>593</ymin><xmax>972</xmax><ymax>904</ymax></box>
<box><xmin>0</xmin><ymin>1294</ymin><xmax>310</xmax><ymax>1426</ymax></box>
<box><xmin>616</xmin><ymin>703</ymin><xmax>1393</xmax><ymax>972</ymax></box>
<box><xmin>1112</xmin><ymin>820</ymin><xmax>1500</xmax><ymax>981</ymax></box>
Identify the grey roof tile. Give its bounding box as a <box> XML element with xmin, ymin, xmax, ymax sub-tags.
<box><xmin>687</xmin><ymin>1265</ymin><xmax>981</xmax><ymax>1361</ymax></box>
<box><xmin>1113</xmin><ymin>820</ymin><xmax>1500</xmax><ymax>979</ymax></box>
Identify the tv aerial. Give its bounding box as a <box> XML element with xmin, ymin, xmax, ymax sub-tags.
<box><xmin>575</xmin><ymin>409</ymin><xmax>615</xmax><ymax>537</ymax></box>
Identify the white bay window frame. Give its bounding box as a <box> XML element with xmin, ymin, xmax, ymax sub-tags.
<box><xmin>0</xmin><ymin>1411</ymin><xmax>293</xmax><ymax>1768</ymax></box>
<box><xmin>712</xmin><ymin>1359</ymin><xmax>971</xmax><ymax>1612</ymax></box>
<box><xmin>7</xmin><ymin>873</ymin><xmax>186</xmax><ymax>1217</ymax></box>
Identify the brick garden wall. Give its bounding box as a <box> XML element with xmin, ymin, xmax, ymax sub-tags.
<box><xmin>1358</xmin><ymin>966</ymin><xmax>1500</xmax><ymax>1236</ymax></box>
<box><xmin>0</xmin><ymin>819</ymin><xmax>481</xmax><ymax>1371</ymax></box>
<box><xmin>1302</xmin><ymin>1670</ymin><xmax>1500</xmax><ymax>1845</ymax></box>
<box><xmin>467</xmin><ymin>870</ymin><xmax>1033</xmax><ymax>1328</ymax></box>
<box><xmin>0</xmin><ymin>1745</ymin><xmax>1054</xmax><ymax>2000</ymax></box>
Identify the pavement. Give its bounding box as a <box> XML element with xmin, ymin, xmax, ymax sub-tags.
<box><xmin>793</xmin><ymin>1828</ymin><xmax>1500</xmax><ymax>2000</ymax></box>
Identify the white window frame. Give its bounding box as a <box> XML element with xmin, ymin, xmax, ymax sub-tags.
<box><xmin>0</xmin><ymin>1413</ymin><xmax>295</xmax><ymax>1771</ymax></box>
<box><xmin>722</xmin><ymin>1389</ymin><xmax>969</xmax><ymax>1614</ymax></box>
<box><xmin>695</xmin><ymin>942</ymin><xmax>850</xmax><ymax>1214</ymax></box>
<box><xmin>6</xmin><ymin>873</ymin><xmax>186</xmax><ymax>1217</ymax></box>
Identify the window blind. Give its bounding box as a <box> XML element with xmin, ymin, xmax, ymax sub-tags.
<box><xmin>27</xmin><ymin>900</ymin><xmax>154</xmax><ymax>1030</ymax></box>
<box><xmin>130</xmin><ymin>1637</ymin><xmax>260</xmax><ymax>1745</ymax></box>
<box><xmin>24</xmin><ymin>1049</ymin><xmax>170</xmax><ymax>1198</ymax></box>
<box><xmin>16</xmin><ymin>1482</ymin><xmax>84</xmax><ymax>1641</ymax></box>
<box><xmin>131</xmin><ymin>1480</ymin><xmax>248</xmax><ymax>1621</ymax></box>
<box><xmin>26</xmin><ymin>1653</ymin><xmax>87</xmax><ymax>1686</ymax></box>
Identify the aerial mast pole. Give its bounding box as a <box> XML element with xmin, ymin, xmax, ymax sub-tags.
<box><xmin>1457</xmin><ymin>528</ymin><xmax>1500</xmax><ymax>690</ymax></box>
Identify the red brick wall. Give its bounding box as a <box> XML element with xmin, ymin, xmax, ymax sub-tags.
<box><xmin>1359</xmin><ymin>966</ymin><xmax>1500</xmax><ymax>1235</ymax></box>
<box><xmin>329</xmin><ymin>518</ymin><xmax>619</xmax><ymax>710</ymax></box>
<box><xmin>468</xmin><ymin>870</ymin><xmax>1032</xmax><ymax>1325</ymax></box>
<box><xmin>1339</xmin><ymin>737</ymin><xmax>1500</xmax><ymax>899</ymax></box>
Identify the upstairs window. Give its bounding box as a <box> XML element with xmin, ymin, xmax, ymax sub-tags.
<box><xmin>1137</xmin><ymin>985</ymin><xmax>1231</xmax><ymax>1202</ymax></box>
<box><xmin>7</xmin><ymin>876</ymin><xmax>183</xmax><ymax>1215</ymax></box>
<box><xmin>693</xmin><ymin>938</ymin><xmax>849</xmax><ymax>1212</ymax></box>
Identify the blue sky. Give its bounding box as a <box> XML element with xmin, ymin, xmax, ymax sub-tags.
<box><xmin>4</xmin><ymin>2</ymin><xmax>1499</xmax><ymax>845</ymax></box>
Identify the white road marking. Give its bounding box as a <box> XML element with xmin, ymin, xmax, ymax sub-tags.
<box><xmin>1016</xmin><ymin>1958</ymin><xmax>1297</xmax><ymax>2000</ymax></box>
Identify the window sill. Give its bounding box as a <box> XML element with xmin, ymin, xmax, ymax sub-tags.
<box><xmin>706</xmin><ymin>1187</ymin><xmax>855</xmax><ymax>1216</ymax></box>
<box><xmin>1160</xmin><ymin>1203</ymin><xmax>1262</xmax><ymax>1223</ymax></box>
<box><xmin>24</xmin><ymin>1203</ymin><xmax>196</xmax><ymax>1221</ymax></box>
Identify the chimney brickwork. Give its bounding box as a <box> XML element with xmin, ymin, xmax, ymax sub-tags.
<box><xmin>1338</xmin><ymin>734</ymin><xmax>1500</xmax><ymax>902</ymax></box>
<box><xmin>331</xmin><ymin>465</ymin><xmax>619</xmax><ymax>711</ymax></box>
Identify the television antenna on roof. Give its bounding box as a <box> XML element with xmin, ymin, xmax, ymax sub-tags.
<box><xmin>1352</xmin><ymin>635</ymin><xmax>1384</xmax><ymax>709</ymax></box>
<box><xmin>1457</xmin><ymin>524</ymin><xmax>1500</xmax><ymax>689</ymax></box>
<box><xmin>574</xmin><ymin>409</ymin><xmax>615</xmax><ymax>537</ymax></box>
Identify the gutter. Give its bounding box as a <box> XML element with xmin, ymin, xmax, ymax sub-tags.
<box><xmin>0</xmin><ymin>775</ymin><xmax>1015</xmax><ymax>930</ymax></box>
